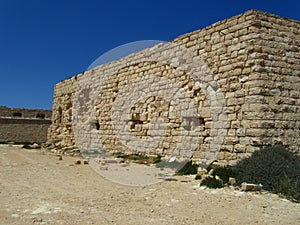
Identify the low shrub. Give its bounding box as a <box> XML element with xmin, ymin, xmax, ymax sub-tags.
<box><xmin>200</xmin><ymin>176</ymin><xmax>224</xmax><ymax>188</ymax></box>
<box><xmin>233</xmin><ymin>146</ymin><xmax>300</xmax><ymax>201</ymax></box>
<box><xmin>175</xmin><ymin>161</ymin><xmax>198</xmax><ymax>175</ymax></box>
<box><xmin>273</xmin><ymin>176</ymin><xmax>299</xmax><ymax>201</ymax></box>
<box><xmin>195</xmin><ymin>174</ymin><xmax>202</xmax><ymax>180</ymax></box>
<box><xmin>211</xmin><ymin>166</ymin><xmax>237</xmax><ymax>184</ymax></box>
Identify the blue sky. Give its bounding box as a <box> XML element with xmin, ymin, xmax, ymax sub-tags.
<box><xmin>0</xmin><ymin>0</ymin><xmax>299</xmax><ymax>109</ymax></box>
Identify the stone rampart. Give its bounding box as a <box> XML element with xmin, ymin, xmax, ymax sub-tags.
<box><xmin>0</xmin><ymin>106</ymin><xmax>52</xmax><ymax>143</ymax></box>
<box><xmin>47</xmin><ymin>10</ymin><xmax>300</xmax><ymax>162</ymax></box>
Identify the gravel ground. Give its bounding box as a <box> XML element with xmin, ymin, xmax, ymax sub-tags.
<box><xmin>0</xmin><ymin>146</ymin><xmax>299</xmax><ymax>225</ymax></box>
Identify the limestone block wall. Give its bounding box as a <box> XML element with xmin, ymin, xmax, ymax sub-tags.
<box><xmin>0</xmin><ymin>106</ymin><xmax>52</xmax><ymax>143</ymax></box>
<box><xmin>46</xmin><ymin>76</ymin><xmax>80</xmax><ymax>150</ymax></box>
<box><xmin>47</xmin><ymin>10</ymin><xmax>300</xmax><ymax>161</ymax></box>
<box><xmin>172</xmin><ymin>10</ymin><xmax>300</xmax><ymax>158</ymax></box>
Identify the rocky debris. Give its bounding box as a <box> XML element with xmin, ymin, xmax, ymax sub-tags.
<box><xmin>74</xmin><ymin>160</ymin><xmax>81</xmax><ymax>165</ymax></box>
<box><xmin>21</xmin><ymin>142</ymin><xmax>42</xmax><ymax>149</ymax></box>
<box><xmin>99</xmin><ymin>163</ymin><xmax>108</xmax><ymax>171</ymax></box>
<box><xmin>44</xmin><ymin>143</ymin><xmax>81</xmax><ymax>157</ymax></box>
<box><xmin>32</xmin><ymin>217</ymin><xmax>43</xmax><ymax>223</ymax></box>
<box><xmin>208</xmin><ymin>169</ymin><xmax>214</xmax><ymax>175</ymax></box>
<box><xmin>73</xmin><ymin>159</ymin><xmax>89</xmax><ymax>165</ymax></box>
<box><xmin>241</xmin><ymin>183</ymin><xmax>259</xmax><ymax>191</ymax></box>
<box><xmin>105</xmin><ymin>158</ymin><xmax>119</xmax><ymax>164</ymax></box>
<box><xmin>197</xmin><ymin>167</ymin><xmax>207</xmax><ymax>176</ymax></box>
<box><xmin>31</xmin><ymin>143</ymin><xmax>41</xmax><ymax>149</ymax></box>
<box><xmin>201</xmin><ymin>174</ymin><xmax>213</xmax><ymax>180</ymax></box>
<box><xmin>228</xmin><ymin>177</ymin><xmax>236</xmax><ymax>186</ymax></box>
<box><xmin>164</xmin><ymin>178</ymin><xmax>178</xmax><ymax>181</ymax></box>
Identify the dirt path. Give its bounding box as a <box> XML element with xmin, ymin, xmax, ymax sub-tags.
<box><xmin>0</xmin><ymin>146</ymin><xmax>299</xmax><ymax>225</ymax></box>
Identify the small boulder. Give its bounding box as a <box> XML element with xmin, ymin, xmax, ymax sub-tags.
<box><xmin>99</xmin><ymin>165</ymin><xmax>108</xmax><ymax>170</ymax></box>
<box><xmin>197</xmin><ymin>167</ymin><xmax>207</xmax><ymax>176</ymax></box>
<box><xmin>241</xmin><ymin>182</ymin><xmax>258</xmax><ymax>191</ymax></box>
<box><xmin>32</xmin><ymin>143</ymin><xmax>40</xmax><ymax>149</ymax></box>
<box><xmin>228</xmin><ymin>177</ymin><xmax>236</xmax><ymax>186</ymax></box>
<box><xmin>74</xmin><ymin>160</ymin><xmax>81</xmax><ymax>165</ymax></box>
<box><xmin>208</xmin><ymin>169</ymin><xmax>214</xmax><ymax>175</ymax></box>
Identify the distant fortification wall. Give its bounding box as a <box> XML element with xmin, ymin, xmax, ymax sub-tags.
<box><xmin>47</xmin><ymin>10</ymin><xmax>300</xmax><ymax>162</ymax></box>
<box><xmin>0</xmin><ymin>106</ymin><xmax>52</xmax><ymax>143</ymax></box>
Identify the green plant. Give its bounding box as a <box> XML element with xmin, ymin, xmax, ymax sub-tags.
<box><xmin>273</xmin><ymin>176</ymin><xmax>299</xmax><ymax>201</ymax></box>
<box><xmin>211</xmin><ymin>166</ymin><xmax>237</xmax><ymax>184</ymax></box>
<box><xmin>195</xmin><ymin>174</ymin><xmax>202</xmax><ymax>180</ymax></box>
<box><xmin>175</xmin><ymin>161</ymin><xmax>198</xmax><ymax>175</ymax></box>
<box><xmin>200</xmin><ymin>177</ymin><xmax>224</xmax><ymax>188</ymax></box>
<box><xmin>113</xmin><ymin>152</ymin><xmax>126</xmax><ymax>158</ymax></box>
<box><xmin>233</xmin><ymin>146</ymin><xmax>300</xmax><ymax>201</ymax></box>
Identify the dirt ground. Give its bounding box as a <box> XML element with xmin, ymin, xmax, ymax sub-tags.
<box><xmin>0</xmin><ymin>146</ymin><xmax>299</xmax><ymax>225</ymax></box>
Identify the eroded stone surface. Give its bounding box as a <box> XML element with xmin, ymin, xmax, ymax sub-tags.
<box><xmin>47</xmin><ymin>10</ymin><xmax>300</xmax><ymax>163</ymax></box>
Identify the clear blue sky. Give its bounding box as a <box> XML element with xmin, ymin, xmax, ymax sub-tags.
<box><xmin>0</xmin><ymin>0</ymin><xmax>299</xmax><ymax>109</ymax></box>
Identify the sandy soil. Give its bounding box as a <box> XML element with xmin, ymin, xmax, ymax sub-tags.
<box><xmin>0</xmin><ymin>146</ymin><xmax>299</xmax><ymax>225</ymax></box>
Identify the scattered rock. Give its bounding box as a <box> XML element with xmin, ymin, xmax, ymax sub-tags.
<box><xmin>197</xmin><ymin>167</ymin><xmax>207</xmax><ymax>176</ymax></box>
<box><xmin>83</xmin><ymin>160</ymin><xmax>89</xmax><ymax>165</ymax></box>
<box><xmin>100</xmin><ymin>165</ymin><xmax>108</xmax><ymax>170</ymax></box>
<box><xmin>57</xmin><ymin>155</ymin><xmax>62</xmax><ymax>160</ymax></box>
<box><xmin>105</xmin><ymin>158</ymin><xmax>118</xmax><ymax>164</ymax></box>
<box><xmin>201</xmin><ymin>174</ymin><xmax>213</xmax><ymax>180</ymax></box>
<box><xmin>115</xmin><ymin>158</ymin><xmax>125</xmax><ymax>163</ymax></box>
<box><xmin>32</xmin><ymin>143</ymin><xmax>40</xmax><ymax>149</ymax></box>
<box><xmin>192</xmin><ymin>183</ymin><xmax>200</xmax><ymax>190</ymax></box>
<box><xmin>215</xmin><ymin>175</ymin><xmax>222</xmax><ymax>181</ymax></box>
<box><xmin>241</xmin><ymin>183</ymin><xmax>258</xmax><ymax>191</ymax></box>
<box><xmin>199</xmin><ymin>186</ymin><xmax>209</xmax><ymax>190</ymax></box>
<box><xmin>228</xmin><ymin>177</ymin><xmax>236</xmax><ymax>186</ymax></box>
<box><xmin>32</xmin><ymin>217</ymin><xmax>43</xmax><ymax>223</ymax></box>
<box><xmin>208</xmin><ymin>169</ymin><xmax>214</xmax><ymax>175</ymax></box>
<box><xmin>75</xmin><ymin>160</ymin><xmax>81</xmax><ymax>165</ymax></box>
<box><xmin>164</xmin><ymin>178</ymin><xmax>178</xmax><ymax>181</ymax></box>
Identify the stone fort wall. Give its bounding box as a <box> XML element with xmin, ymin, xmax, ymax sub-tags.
<box><xmin>0</xmin><ymin>106</ymin><xmax>52</xmax><ymax>143</ymax></box>
<box><xmin>47</xmin><ymin>10</ymin><xmax>300</xmax><ymax>162</ymax></box>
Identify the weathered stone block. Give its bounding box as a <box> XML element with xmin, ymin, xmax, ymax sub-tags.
<box><xmin>241</xmin><ymin>183</ymin><xmax>258</xmax><ymax>191</ymax></box>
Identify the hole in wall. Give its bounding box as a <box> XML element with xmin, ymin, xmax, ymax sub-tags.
<box><xmin>12</xmin><ymin>112</ymin><xmax>22</xmax><ymax>117</ymax></box>
<box><xmin>95</xmin><ymin>122</ymin><xmax>100</xmax><ymax>130</ymax></box>
<box><xmin>58</xmin><ymin>107</ymin><xmax>63</xmax><ymax>123</ymax></box>
<box><xmin>36</xmin><ymin>113</ymin><xmax>45</xmax><ymax>119</ymax></box>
